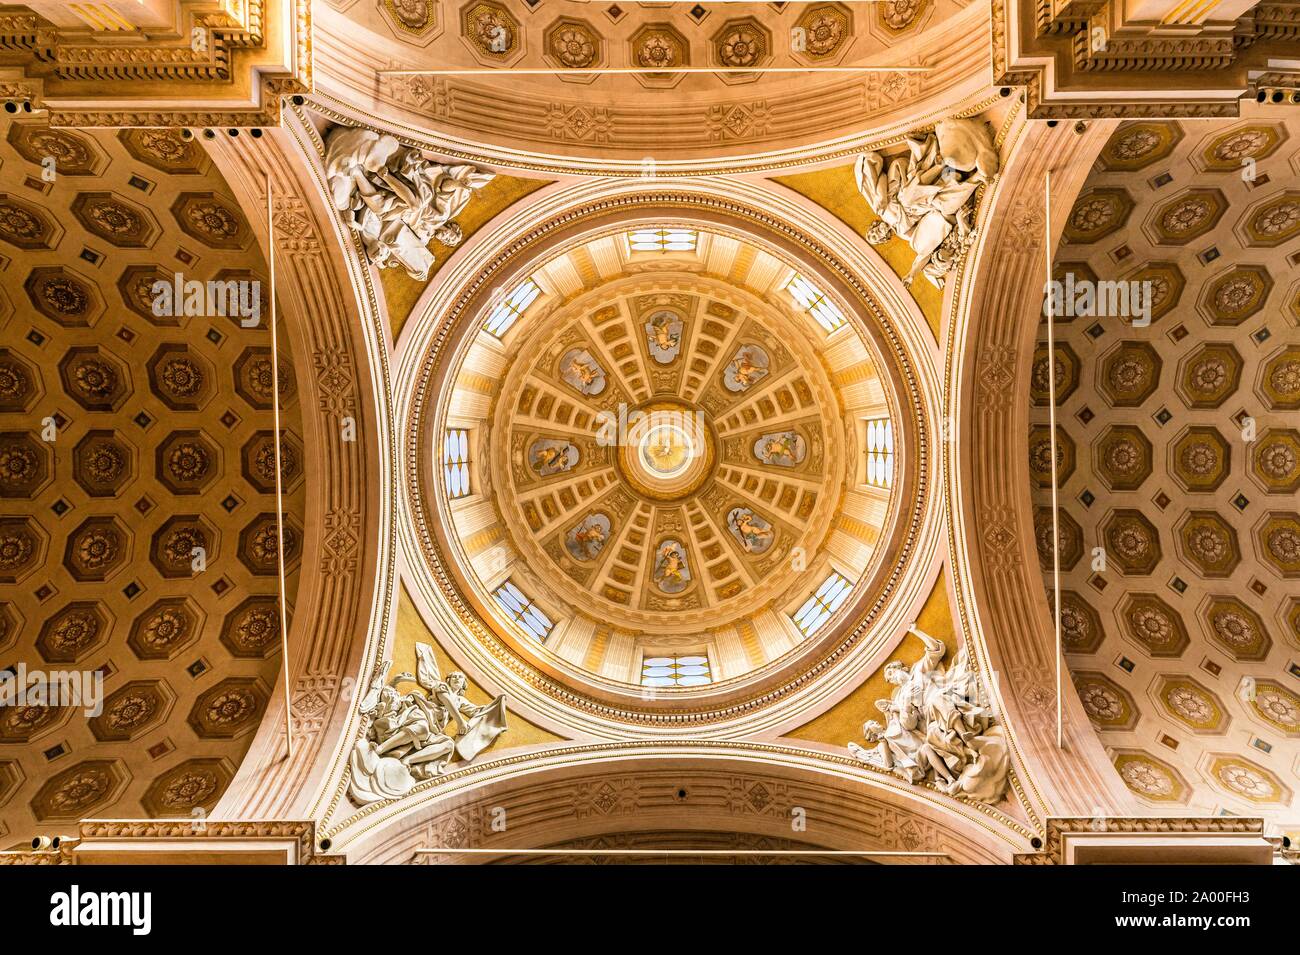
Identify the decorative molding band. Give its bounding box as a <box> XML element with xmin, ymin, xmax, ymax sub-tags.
<box><xmin>194</xmin><ymin>108</ymin><xmax>397</xmax><ymax>824</ymax></box>
<box><xmin>321</xmin><ymin>740</ymin><xmax>1034</xmax><ymax>862</ymax></box>
<box><xmin>993</xmin><ymin>0</ymin><xmax>1298</xmax><ymax>117</ymax></box>
<box><xmin>1014</xmin><ymin>816</ymin><xmax>1269</xmax><ymax>865</ymax></box>
<box><xmin>3</xmin><ymin>0</ymin><xmax>311</xmax><ymax>127</ymax></box>
<box><xmin>0</xmin><ymin>821</ymin><xmax>341</xmax><ymax>865</ymax></box>
<box><xmin>302</xmin><ymin>88</ymin><xmax>1005</xmax><ymax>178</ymax></box>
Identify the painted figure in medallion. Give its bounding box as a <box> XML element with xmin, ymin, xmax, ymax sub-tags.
<box><xmin>645</xmin><ymin>310</ymin><xmax>683</xmax><ymax>364</ymax></box>
<box><xmin>653</xmin><ymin>539</ymin><xmax>691</xmax><ymax>594</ymax></box>
<box><xmin>723</xmin><ymin>344</ymin><xmax>770</xmax><ymax>393</ymax></box>
<box><xmin>528</xmin><ymin>438</ymin><xmax>578</xmax><ymax>476</ymax></box>
<box><xmin>565</xmin><ymin>512</ymin><xmax>611</xmax><ymax>561</ymax></box>
<box><xmin>727</xmin><ymin>507</ymin><xmax>774</xmax><ymax>554</ymax></box>
<box><xmin>753</xmin><ymin>430</ymin><xmax>806</xmax><ymax>467</ymax></box>
<box><xmin>560</xmin><ymin>348</ymin><xmax>607</xmax><ymax>396</ymax></box>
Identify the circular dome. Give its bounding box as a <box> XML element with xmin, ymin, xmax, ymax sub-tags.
<box><xmin>416</xmin><ymin>214</ymin><xmax>911</xmax><ymax>705</ymax></box>
<box><xmin>488</xmin><ymin>271</ymin><xmax>846</xmax><ymax>637</ymax></box>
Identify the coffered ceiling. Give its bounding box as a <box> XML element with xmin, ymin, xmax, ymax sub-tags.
<box><xmin>1032</xmin><ymin>114</ymin><xmax>1300</xmax><ymax>820</ymax></box>
<box><xmin>0</xmin><ymin>123</ymin><xmax>302</xmax><ymax>846</ymax></box>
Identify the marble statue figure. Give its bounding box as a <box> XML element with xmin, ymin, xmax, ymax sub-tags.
<box><xmin>854</xmin><ymin>118</ymin><xmax>999</xmax><ymax>290</ymax></box>
<box><xmin>848</xmin><ymin>627</ymin><xmax>1010</xmax><ymax>804</ymax></box>
<box><xmin>325</xmin><ymin>125</ymin><xmax>494</xmax><ymax>282</ymax></box>
<box><xmin>348</xmin><ymin>643</ymin><xmax>508</xmax><ymax>805</ymax></box>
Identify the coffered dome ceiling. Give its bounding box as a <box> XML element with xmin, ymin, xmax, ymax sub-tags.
<box><xmin>1032</xmin><ymin>115</ymin><xmax>1300</xmax><ymax>819</ymax></box>
<box><xmin>413</xmin><ymin>219</ymin><xmax>909</xmax><ymax>705</ymax></box>
<box><xmin>0</xmin><ymin>123</ymin><xmax>301</xmax><ymax>845</ymax></box>
<box><xmin>487</xmin><ymin>272</ymin><xmax>857</xmax><ymax>636</ymax></box>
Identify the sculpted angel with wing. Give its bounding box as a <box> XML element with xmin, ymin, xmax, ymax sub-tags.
<box><xmin>854</xmin><ymin>117</ymin><xmax>999</xmax><ymax>290</ymax></box>
<box><xmin>847</xmin><ymin>627</ymin><xmax>1009</xmax><ymax>804</ymax></box>
<box><xmin>324</xmin><ymin>125</ymin><xmax>494</xmax><ymax>282</ymax></box>
<box><xmin>348</xmin><ymin>644</ymin><xmax>508</xmax><ymax>805</ymax></box>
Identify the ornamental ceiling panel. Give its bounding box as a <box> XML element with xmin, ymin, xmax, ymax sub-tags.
<box><xmin>317</xmin><ymin>0</ymin><xmax>986</xmax><ymax>160</ymax></box>
<box><xmin>0</xmin><ymin>123</ymin><xmax>304</xmax><ymax>849</ymax></box>
<box><xmin>1032</xmin><ymin>113</ymin><xmax>1300</xmax><ymax>820</ymax></box>
<box><xmin>993</xmin><ymin>0</ymin><xmax>1300</xmax><ymax>118</ymax></box>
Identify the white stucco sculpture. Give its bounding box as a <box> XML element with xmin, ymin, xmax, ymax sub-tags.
<box><xmin>854</xmin><ymin>117</ymin><xmax>999</xmax><ymax>290</ymax></box>
<box><xmin>848</xmin><ymin>627</ymin><xmax>1010</xmax><ymax>804</ymax></box>
<box><xmin>324</xmin><ymin>125</ymin><xmax>494</xmax><ymax>282</ymax></box>
<box><xmin>348</xmin><ymin>643</ymin><xmax>508</xmax><ymax>806</ymax></box>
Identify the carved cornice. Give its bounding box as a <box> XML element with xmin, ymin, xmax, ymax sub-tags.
<box><xmin>79</xmin><ymin>820</ymin><xmax>342</xmax><ymax>863</ymax></box>
<box><xmin>994</xmin><ymin>0</ymin><xmax>1300</xmax><ymax>117</ymax></box>
<box><xmin>1072</xmin><ymin>30</ymin><xmax>1236</xmax><ymax>72</ymax></box>
<box><xmin>1013</xmin><ymin>816</ymin><xmax>1267</xmax><ymax>864</ymax></box>
<box><xmin>1255</xmin><ymin>3</ymin><xmax>1300</xmax><ymax>38</ymax></box>
<box><xmin>0</xmin><ymin>0</ymin><xmax>311</xmax><ymax>127</ymax></box>
<box><xmin>0</xmin><ymin>821</ymin><xmax>341</xmax><ymax>865</ymax></box>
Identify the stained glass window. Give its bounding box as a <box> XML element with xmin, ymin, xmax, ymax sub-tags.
<box><xmin>626</xmin><ymin>228</ymin><xmax>698</xmax><ymax>253</ymax></box>
<box><xmin>791</xmin><ymin>571</ymin><xmax>853</xmax><ymax>637</ymax></box>
<box><xmin>641</xmin><ymin>653</ymin><xmax>711</xmax><ymax>687</ymax></box>
<box><xmin>443</xmin><ymin>428</ymin><xmax>471</xmax><ymax>499</ymax></box>
<box><xmin>493</xmin><ymin>580</ymin><xmax>554</xmax><ymax>642</ymax></box>
<box><xmin>484</xmin><ymin>278</ymin><xmax>542</xmax><ymax>337</ymax></box>
<box><xmin>865</xmin><ymin>417</ymin><xmax>894</xmax><ymax>489</ymax></box>
<box><xmin>785</xmin><ymin>273</ymin><xmax>847</xmax><ymax>332</ymax></box>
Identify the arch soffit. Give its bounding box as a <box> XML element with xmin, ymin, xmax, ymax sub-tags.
<box><xmin>945</xmin><ymin>108</ymin><xmax>1139</xmax><ymax>819</ymax></box>
<box><xmin>333</xmin><ymin>745</ymin><xmax>1029</xmax><ymax>864</ymax></box>
<box><xmin>309</xmin><ymin>3</ymin><xmax>994</xmax><ymax>172</ymax></box>
<box><xmin>200</xmin><ymin>106</ymin><xmax>399</xmax><ymax>820</ymax></box>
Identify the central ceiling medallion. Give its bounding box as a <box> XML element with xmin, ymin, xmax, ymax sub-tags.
<box><xmin>616</xmin><ymin>400</ymin><xmax>716</xmax><ymax>501</ymax></box>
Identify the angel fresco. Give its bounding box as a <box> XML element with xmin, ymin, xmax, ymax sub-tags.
<box><xmin>727</xmin><ymin>507</ymin><xmax>774</xmax><ymax>555</ymax></box>
<box><xmin>653</xmin><ymin>539</ymin><xmax>692</xmax><ymax>594</ymax></box>
<box><xmin>645</xmin><ymin>310</ymin><xmax>683</xmax><ymax>364</ymax></box>
<box><xmin>753</xmin><ymin>430</ymin><xmax>806</xmax><ymax>468</ymax></box>
<box><xmin>565</xmin><ymin>512</ymin><xmax>611</xmax><ymax>562</ymax></box>
<box><xmin>559</xmin><ymin>348</ymin><xmax>607</xmax><ymax>396</ymax></box>
<box><xmin>723</xmin><ymin>344</ymin><xmax>770</xmax><ymax>393</ymax></box>
<box><xmin>348</xmin><ymin>644</ymin><xmax>508</xmax><ymax>805</ymax></box>
<box><xmin>528</xmin><ymin>438</ymin><xmax>578</xmax><ymax>477</ymax></box>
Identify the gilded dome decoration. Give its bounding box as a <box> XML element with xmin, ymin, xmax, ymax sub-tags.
<box><xmin>422</xmin><ymin>223</ymin><xmax>904</xmax><ymax>698</ymax></box>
